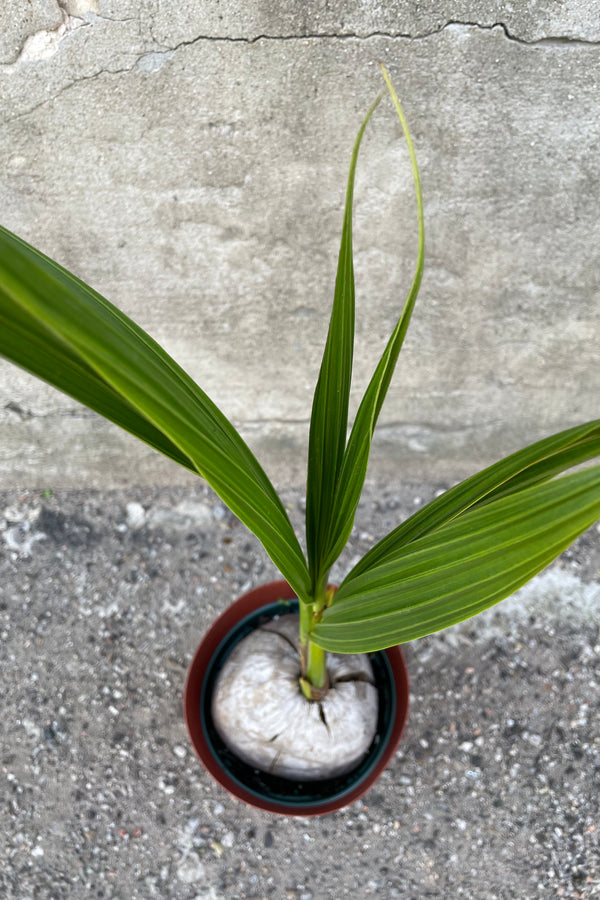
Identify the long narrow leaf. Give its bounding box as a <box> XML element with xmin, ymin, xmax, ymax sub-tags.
<box><xmin>305</xmin><ymin>92</ymin><xmax>383</xmax><ymax>591</ymax></box>
<box><xmin>317</xmin><ymin>66</ymin><xmax>425</xmax><ymax>572</ymax></box>
<box><xmin>344</xmin><ymin>420</ymin><xmax>600</xmax><ymax>584</ymax></box>
<box><xmin>312</xmin><ymin>465</ymin><xmax>600</xmax><ymax>651</ymax></box>
<box><xmin>0</xmin><ymin>226</ymin><xmax>311</xmax><ymax>600</ymax></box>
<box><xmin>0</xmin><ymin>295</ymin><xmax>198</xmax><ymax>473</ymax></box>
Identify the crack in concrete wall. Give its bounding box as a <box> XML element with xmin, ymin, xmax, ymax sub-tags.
<box><xmin>92</xmin><ymin>20</ymin><xmax>600</xmax><ymax>50</ymax></box>
<box><xmin>184</xmin><ymin>21</ymin><xmax>600</xmax><ymax>47</ymax></box>
<box><xmin>3</xmin><ymin>19</ymin><xmax>597</xmax><ymax>125</ymax></box>
<box><xmin>429</xmin><ymin>19</ymin><xmax>600</xmax><ymax>45</ymax></box>
<box><xmin>4</xmin><ymin>15</ymin><xmax>599</xmax><ymax>72</ymax></box>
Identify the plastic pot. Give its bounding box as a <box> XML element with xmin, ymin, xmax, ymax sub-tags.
<box><xmin>184</xmin><ymin>580</ymin><xmax>409</xmax><ymax>816</ymax></box>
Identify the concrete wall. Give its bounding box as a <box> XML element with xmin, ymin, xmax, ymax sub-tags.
<box><xmin>1</xmin><ymin>1</ymin><xmax>599</xmax><ymax>490</ymax></box>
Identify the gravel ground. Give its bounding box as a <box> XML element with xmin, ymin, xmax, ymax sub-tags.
<box><xmin>1</xmin><ymin>482</ymin><xmax>599</xmax><ymax>899</ymax></box>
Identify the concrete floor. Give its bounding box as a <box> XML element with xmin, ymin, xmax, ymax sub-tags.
<box><xmin>1</xmin><ymin>481</ymin><xmax>599</xmax><ymax>898</ymax></box>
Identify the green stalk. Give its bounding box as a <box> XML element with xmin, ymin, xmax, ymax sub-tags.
<box><xmin>299</xmin><ymin>591</ymin><xmax>329</xmax><ymax>699</ymax></box>
<box><xmin>305</xmin><ymin>638</ymin><xmax>328</xmax><ymax>695</ymax></box>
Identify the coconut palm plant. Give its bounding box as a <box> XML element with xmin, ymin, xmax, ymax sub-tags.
<box><xmin>1</xmin><ymin>66</ymin><xmax>599</xmax><ymax>701</ymax></box>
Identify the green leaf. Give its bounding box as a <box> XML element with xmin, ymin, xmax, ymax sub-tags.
<box><xmin>305</xmin><ymin>92</ymin><xmax>383</xmax><ymax>592</ymax></box>
<box><xmin>0</xmin><ymin>282</ymin><xmax>198</xmax><ymax>473</ymax></box>
<box><xmin>321</xmin><ymin>66</ymin><xmax>425</xmax><ymax>571</ymax></box>
<box><xmin>312</xmin><ymin>464</ymin><xmax>600</xmax><ymax>652</ymax></box>
<box><xmin>306</xmin><ymin>66</ymin><xmax>425</xmax><ymax>590</ymax></box>
<box><xmin>345</xmin><ymin>420</ymin><xmax>600</xmax><ymax>582</ymax></box>
<box><xmin>0</xmin><ymin>225</ymin><xmax>311</xmax><ymax>601</ymax></box>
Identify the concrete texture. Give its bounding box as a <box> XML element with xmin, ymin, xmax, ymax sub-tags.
<box><xmin>1</xmin><ymin>2</ymin><xmax>600</xmax><ymax>490</ymax></box>
<box><xmin>1</xmin><ymin>483</ymin><xmax>599</xmax><ymax>897</ymax></box>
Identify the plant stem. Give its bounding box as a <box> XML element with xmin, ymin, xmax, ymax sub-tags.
<box><xmin>306</xmin><ymin>639</ymin><xmax>328</xmax><ymax>692</ymax></box>
<box><xmin>299</xmin><ymin>597</ymin><xmax>329</xmax><ymax>699</ymax></box>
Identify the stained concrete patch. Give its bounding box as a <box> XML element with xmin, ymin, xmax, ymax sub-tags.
<box><xmin>0</xmin><ymin>0</ymin><xmax>63</xmax><ymax>65</ymax></box>
<box><xmin>1</xmin><ymin>481</ymin><xmax>598</xmax><ymax>898</ymax></box>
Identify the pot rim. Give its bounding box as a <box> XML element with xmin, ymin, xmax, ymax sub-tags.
<box><xmin>184</xmin><ymin>580</ymin><xmax>409</xmax><ymax>816</ymax></box>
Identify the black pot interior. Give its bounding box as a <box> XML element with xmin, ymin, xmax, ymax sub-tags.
<box><xmin>200</xmin><ymin>599</ymin><xmax>397</xmax><ymax>810</ymax></box>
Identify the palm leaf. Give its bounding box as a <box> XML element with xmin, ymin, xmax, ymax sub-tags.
<box><xmin>345</xmin><ymin>420</ymin><xmax>600</xmax><ymax>582</ymax></box>
<box><xmin>312</xmin><ymin>464</ymin><xmax>600</xmax><ymax>651</ymax></box>
<box><xmin>0</xmin><ymin>286</ymin><xmax>197</xmax><ymax>473</ymax></box>
<box><xmin>305</xmin><ymin>92</ymin><xmax>383</xmax><ymax>592</ymax></box>
<box><xmin>317</xmin><ymin>67</ymin><xmax>425</xmax><ymax>572</ymax></box>
<box><xmin>0</xmin><ymin>225</ymin><xmax>311</xmax><ymax>601</ymax></box>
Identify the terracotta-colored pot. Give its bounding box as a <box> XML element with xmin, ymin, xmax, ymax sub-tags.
<box><xmin>184</xmin><ymin>580</ymin><xmax>410</xmax><ymax>816</ymax></box>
